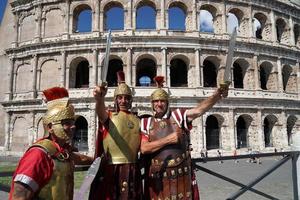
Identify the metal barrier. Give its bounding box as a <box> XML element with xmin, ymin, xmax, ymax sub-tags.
<box><xmin>1</xmin><ymin>151</ymin><xmax>299</xmax><ymax>199</ymax></box>
<box><xmin>193</xmin><ymin>151</ymin><xmax>299</xmax><ymax>200</ymax></box>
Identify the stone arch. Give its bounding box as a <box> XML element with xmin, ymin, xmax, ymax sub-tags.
<box><xmin>259</xmin><ymin>61</ymin><xmax>275</xmax><ymax>91</ymax></box>
<box><xmin>103</xmin><ymin>1</ymin><xmax>124</xmax><ymax>30</ymax></box>
<box><xmin>253</xmin><ymin>12</ymin><xmax>269</xmax><ymax>40</ymax></box>
<box><xmin>43</xmin><ymin>8</ymin><xmax>64</xmax><ymax>38</ymax></box>
<box><xmin>107</xmin><ymin>57</ymin><xmax>124</xmax><ymax>86</ymax></box>
<box><xmin>36</xmin><ymin>117</ymin><xmax>46</xmax><ymax>139</ymax></box>
<box><xmin>169</xmin><ymin>55</ymin><xmax>188</xmax><ymax>87</ymax></box>
<box><xmin>11</xmin><ymin>117</ymin><xmax>29</xmax><ymax>152</ymax></box>
<box><xmin>39</xmin><ymin>59</ymin><xmax>61</xmax><ymax>91</ymax></box>
<box><xmin>282</xmin><ymin>64</ymin><xmax>294</xmax><ymax>92</ymax></box>
<box><xmin>263</xmin><ymin>114</ymin><xmax>278</xmax><ymax>148</ymax></box>
<box><xmin>15</xmin><ymin>63</ymin><xmax>33</xmax><ymax>93</ymax></box>
<box><xmin>19</xmin><ymin>13</ymin><xmax>35</xmax><ymax>42</ymax></box>
<box><xmin>276</xmin><ymin>17</ymin><xmax>289</xmax><ymax>44</ymax></box>
<box><xmin>233</xmin><ymin>58</ymin><xmax>249</xmax><ymax>89</ymax></box>
<box><xmin>72</xmin><ymin>4</ymin><xmax>92</xmax><ymax>33</ymax></box>
<box><xmin>200</xmin><ymin>4</ymin><xmax>221</xmax><ymax>33</ymax></box>
<box><xmin>227</xmin><ymin>8</ymin><xmax>245</xmax><ymax>35</ymax></box>
<box><xmin>168</xmin><ymin>1</ymin><xmax>187</xmax><ymax>30</ymax></box>
<box><xmin>294</xmin><ymin>24</ymin><xmax>300</xmax><ymax>46</ymax></box>
<box><xmin>74</xmin><ymin>115</ymin><xmax>88</xmax><ymax>151</ymax></box>
<box><xmin>69</xmin><ymin>57</ymin><xmax>90</xmax><ymax>88</ymax></box>
<box><xmin>236</xmin><ymin>114</ymin><xmax>252</xmax><ymax>149</ymax></box>
<box><xmin>202</xmin><ymin>56</ymin><xmax>220</xmax><ymax>88</ymax></box>
<box><xmin>136</xmin><ymin>54</ymin><xmax>157</xmax><ymax>86</ymax></box>
<box><xmin>205</xmin><ymin>114</ymin><xmax>224</xmax><ymax>150</ymax></box>
<box><xmin>135</xmin><ymin>0</ymin><xmax>157</xmax><ymax>30</ymax></box>
<box><xmin>287</xmin><ymin>115</ymin><xmax>297</xmax><ymax>146</ymax></box>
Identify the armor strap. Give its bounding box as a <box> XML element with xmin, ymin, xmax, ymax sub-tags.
<box><xmin>33</xmin><ymin>139</ymin><xmax>58</xmax><ymax>157</ymax></box>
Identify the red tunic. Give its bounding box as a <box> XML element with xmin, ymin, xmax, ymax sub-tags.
<box><xmin>9</xmin><ymin>147</ymin><xmax>54</xmax><ymax>200</ymax></box>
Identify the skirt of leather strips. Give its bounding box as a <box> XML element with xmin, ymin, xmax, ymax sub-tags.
<box><xmin>146</xmin><ymin>160</ymin><xmax>192</xmax><ymax>200</ymax></box>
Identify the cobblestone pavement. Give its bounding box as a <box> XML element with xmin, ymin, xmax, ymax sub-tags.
<box><xmin>1</xmin><ymin>156</ymin><xmax>294</xmax><ymax>200</ymax></box>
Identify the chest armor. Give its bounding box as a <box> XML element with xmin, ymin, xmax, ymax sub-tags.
<box><xmin>32</xmin><ymin>139</ymin><xmax>74</xmax><ymax>200</ymax></box>
<box><xmin>103</xmin><ymin>111</ymin><xmax>141</xmax><ymax>164</ymax></box>
<box><xmin>149</xmin><ymin>117</ymin><xmax>189</xmax><ymax>161</ymax></box>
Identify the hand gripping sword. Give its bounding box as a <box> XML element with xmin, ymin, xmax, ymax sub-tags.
<box><xmin>220</xmin><ymin>27</ymin><xmax>237</xmax><ymax>89</ymax></box>
<box><xmin>101</xmin><ymin>30</ymin><xmax>112</xmax><ymax>87</ymax></box>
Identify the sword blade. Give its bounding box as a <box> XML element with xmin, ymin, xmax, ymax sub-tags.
<box><xmin>101</xmin><ymin>30</ymin><xmax>112</xmax><ymax>84</ymax></box>
<box><xmin>223</xmin><ymin>27</ymin><xmax>237</xmax><ymax>83</ymax></box>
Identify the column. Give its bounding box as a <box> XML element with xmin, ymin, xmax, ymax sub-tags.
<box><xmin>222</xmin><ymin>2</ymin><xmax>227</xmax><ymax>34</ymax></box>
<box><xmin>93</xmin><ymin>0</ymin><xmax>100</xmax><ymax>33</ymax></box>
<box><xmin>8</xmin><ymin>58</ymin><xmax>15</xmax><ymax>100</ymax></box>
<box><xmin>248</xmin><ymin>5</ymin><xmax>253</xmax><ymax>37</ymax></box>
<box><xmin>12</xmin><ymin>14</ymin><xmax>19</xmax><ymax>47</ymax></box>
<box><xmin>32</xmin><ymin>55</ymin><xmax>38</xmax><ymax>98</ymax></box>
<box><xmin>126</xmin><ymin>47</ymin><xmax>132</xmax><ymax>86</ymax></box>
<box><xmin>270</xmin><ymin>10</ymin><xmax>277</xmax><ymax>42</ymax></box>
<box><xmin>61</xmin><ymin>51</ymin><xmax>67</xmax><ymax>87</ymax></box>
<box><xmin>253</xmin><ymin>54</ymin><xmax>260</xmax><ymax>90</ymax></box>
<box><xmin>92</xmin><ymin>49</ymin><xmax>98</xmax><ymax>86</ymax></box>
<box><xmin>192</xmin><ymin>0</ymin><xmax>197</xmax><ymax>31</ymax></box>
<box><xmin>228</xmin><ymin>108</ymin><xmax>235</xmax><ymax>149</ymax></box>
<box><xmin>63</xmin><ymin>0</ymin><xmax>70</xmax><ymax>39</ymax></box>
<box><xmin>277</xmin><ymin>58</ymin><xmax>283</xmax><ymax>92</ymax></box>
<box><xmin>35</xmin><ymin>5</ymin><xmax>42</xmax><ymax>42</ymax></box>
<box><xmin>289</xmin><ymin>16</ymin><xmax>295</xmax><ymax>46</ymax></box>
<box><xmin>99</xmin><ymin>10</ymin><xmax>104</xmax><ymax>32</ymax></box>
<box><xmin>160</xmin><ymin>0</ymin><xmax>166</xmax><ymax>30</ymax></box>
<box><xmin>4</xmin><ymin>112</ymin><xmax>11</xmax><ymax>151</ymax></box>
<box><xmin>297</xmin><ymin>61</ymin><xmax>300</xmax><ymax>99</ymax></box>
<box><xmin>161</xmin><ymin>47</ymin><xmax>168</xmax><ymax>85</ymax></box>
<box><xmin>257</xmin><ymin>109</ymin><xmax>264</xmax><ymax>150</ymax></box>
<box><xmin>195</xmin><ymin>48</ymin><xmax>201</xmax><ymax>87</ymax></box>
<box><xmin>30</xmin><ymin>112</ymin><xmax>36</xmax><ymax>145</ymax></box>
<box><xmin>126</xmin><ymin>0</ymin><xmax>133</xmax><ymax>30</ymax></box>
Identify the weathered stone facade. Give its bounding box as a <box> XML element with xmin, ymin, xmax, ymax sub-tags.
<box><xmin>0</xmin><ymin>0</ymin><xmax>299</xmax><ymax>157</ymax></box>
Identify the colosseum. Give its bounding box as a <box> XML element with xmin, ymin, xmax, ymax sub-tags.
<box><xmin>0</xmin><ymin>0</ymin><xmax>299</xmax><ymax>157</ymax></box>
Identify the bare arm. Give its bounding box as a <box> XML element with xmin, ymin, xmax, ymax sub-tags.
<box><xmin>11</xmin><ymin>182</ymin><xmax>35</xmax><ymax>200</ymax></box>
<box><xmin>140</xmin><ymin>128</ymin><xmax>182</xmax><ymax>154</ymax></box>
<box><xmin>186</xmin><ymin>87</ymin><xmax>228</xmax><ymax>121</ymax></box>
<box><xmin>93</xmin><ymin>86</ymin><xmax>108</xmax><ymax>123</ymax></box>
<box><xmin>71</xmin><ymin>152</ymin><xmax>94</xmax><ymax>165</ymax></box>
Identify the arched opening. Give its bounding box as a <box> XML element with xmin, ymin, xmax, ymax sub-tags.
<box><xmin>136</xmin><ymin>58</ymin><xmax>156</xmax><ymax>86</ymax></box>
<box><xmin>263</xmin><ymin>116</ymin><xmax>276</xmax><ymax>148</ymax></box>
<box><xmin>170</xmin><ymin>58</ymin><xmax>187</xmax><ymax>87</ymax></box>
<box><xmin>75</xmin><ymin>60</ymin><xmax>89</xmax><ymax>88</ymax></box>
<box><xmin>107</xmin><ymin>59</ymin><xmax>123</xmax><ymax>86</ymax></box>
<box><xmin>74</xmin><ymin>116</ymin><xmax>88</xmax><ymax>151</ymax></box>
<box><xmin>287</xmin><ymin>116</ymin><xmax>297</xmax><ymax>146</ymax></box>
<box><xmin>294</xmin><ymin>24</ymin><xmax>300</xmax><ymax>46</ymax></box>
<box><xmin>136</xmin><ymin>3</ymin><xmax>156</xmax><ymax>30</ymax></box>
<box><xmin>73</xmin><ymin>5</ymin><xmax>92</xmax><ymax>33</ymax></box>
<box><xmin>206</xmin><ymin>115</ymin><xmax>220</xmax><ymax>150</ymax></box>
<box><xmin>253</xmin><ymin>18</ymin><xmax>262</xmax><ymax>39</ymax></box>
<box><xmin>259</xmin><ymin>62</ymin><xmax>273</xmax><ymax>91</ymax></box>
<box><xmin>236</xmin><ymin>117</ymin><xmax>247</xmax><ymax>149</ymax></box>
<box><xmin>253</xmin><ymin>13</ymin><xmax>267</xmax><ymax>40</ymax></box>
<box><xmin>104</xmin><ymin>3</ymin><xmax>124</xmax><ymax>30</ymax></box>
<box><xmin>203</xmin><ymin>60</ymin><xmax>217</xmax><ymax>87</ymax></box>
<box><xmin>233</xmin><ymin>62</ymin><xmax>244</xmax><ymax>88</ymax></box>
<box><xmin>227</xmin><ymin>12</ymin><xmax>239</xmax><ymax>34</ymax></box>
<box><xmin>200</xmin><ymin>10</ymin><xmax>214</xmax><ymax>33</ymax></box>
<box><xmin>276</xmin><ymin>18</ymin><xmax>286</xmax><ymax>43</ymax></box>
<box><xmin>282</xmin><ymin>65</ymin><xmax>292</xmax><ymax>92</ymax></box>
<box><xmin>168</xmin><ymin>3</ymin><xmax>186</xmax><ymax>30</ymax></box>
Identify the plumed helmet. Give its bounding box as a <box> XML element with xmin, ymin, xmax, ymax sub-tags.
<box><xmin>42</xmin><ymin>87</ymin><xmax>75</xmax><ymax>140</ymax></box>
<box><xmin>113</xmin><ymin>71</ymin><xmax>132</xmax><ymax>98</ymax></box>
<box><xmin>151</xmin><ymin>76</ymin><xmax>169</xmax><ymax>101</ymax></box>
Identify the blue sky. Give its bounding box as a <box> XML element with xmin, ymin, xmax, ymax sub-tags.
<box><xmin>0</xmin><ymin>0</ymin><xmax>7</xmax><ymax>25</ymax></box>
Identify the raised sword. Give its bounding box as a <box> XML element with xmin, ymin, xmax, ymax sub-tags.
<box><xmin>101</xmin><ymin>30</ymin><xmax>112</xmax><ymax>87</ymax></box>
<box><xmin>220</xmin><ymin>27</ymin><xmax>237</xmax><ymax>89</ymax></box>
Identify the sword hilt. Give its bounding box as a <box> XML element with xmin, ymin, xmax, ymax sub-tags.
<box><xmin>219</xmin><ymin>81</ymin><xmax>231</xmax><ymax>90</ymax></box>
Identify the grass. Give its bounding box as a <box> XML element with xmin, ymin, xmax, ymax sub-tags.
<box><xmin>0</xmin><ymin>164</ymin><xmax>86</xmax><ymax>190</ymax></box>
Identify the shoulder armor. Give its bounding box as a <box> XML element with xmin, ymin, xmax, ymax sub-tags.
<box><xmin>32</xmin><ymin>139</ymin><xmax>58</xmax><ymax>157</ymax></box>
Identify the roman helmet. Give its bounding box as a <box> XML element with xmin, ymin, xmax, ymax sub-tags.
<box><xmin>113</xmin><ymin>71</ymin><xmax>133</xmax><ymax>110</ymax></box>
<box><xmin>42</xmin><ymin>87</ymin><xmax>75</xmax><ymax>141</ymax></box>
<box><xmin>151</xmin><ymin>76</ymin><xmax>169</xmax><ymax>114</ymax></box>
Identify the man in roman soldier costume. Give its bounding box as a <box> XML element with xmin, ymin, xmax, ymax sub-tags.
<box><xmin>89</xmin><ymin>71</ymin><xmax>143</xmax><ymax>200</ymax></box>
<box><xmin>140</xmin><ymin>76</ymin><xmax>229</xmax><ymax>200</ymax></box>
<box><xmin>9</xmin><ymin>87</ymin><xmax>93</xmax><ymax>200</ymax></box>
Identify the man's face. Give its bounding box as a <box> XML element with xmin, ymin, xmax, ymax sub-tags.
<box><xmin>116</xmin><ymin>95</ymin><xmax>131</xmax><ymax>111</ymax></box>
<box><xmin>153</xmin><ymin>100</ymin><xmax>168</xmax><ymax>118</ymax></box>
<box><xmin>49</xmin><ymin>119</ymin><xmax>76</xmax><ymax>142</ymax></box>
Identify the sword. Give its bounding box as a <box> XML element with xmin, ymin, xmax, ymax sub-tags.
<box><xmin>220</xmin><ymin>27</ymin><xmax>237</xmax><ymax>89</ymax></box>
<box><xmin>74</xmin><ymin>156</ymin><xmax>102</xmax><ymax>200</ymax></box>
<box><xmin>101</xmin><ymin>30</ymin><xmax>112</xmax><ymax>87</ymax></box>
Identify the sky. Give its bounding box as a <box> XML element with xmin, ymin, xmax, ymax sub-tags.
<box><xmin>0</xmin><ymin>0</ymin><xmax>7</xmax><ymax>25</ymax></box>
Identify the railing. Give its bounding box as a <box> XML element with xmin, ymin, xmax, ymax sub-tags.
<box><xmin>1</xmin><ymin>151</ymin><xmax>299</xmax><ymax>199</ymax></box>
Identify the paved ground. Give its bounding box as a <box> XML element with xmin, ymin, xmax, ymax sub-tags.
<box><xmin>1</xmin><ymin>156</ymin><xmax>294</xmax><ymax>200</ymax></box>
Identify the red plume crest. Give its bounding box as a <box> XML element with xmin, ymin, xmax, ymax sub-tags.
<box><xmin>153</xmin><ymin>76</ymin><xmax>165</xmax><ymax>88</ymax></box>
<box><xmin>117</xmin><ymin>71</ymin><xmax>125</xmax><ymax>84</ymax></box>
<box><xmin>43</xmin><ymin>87</ymin><xmax>69</xmax><ymax>102</ymax></box>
